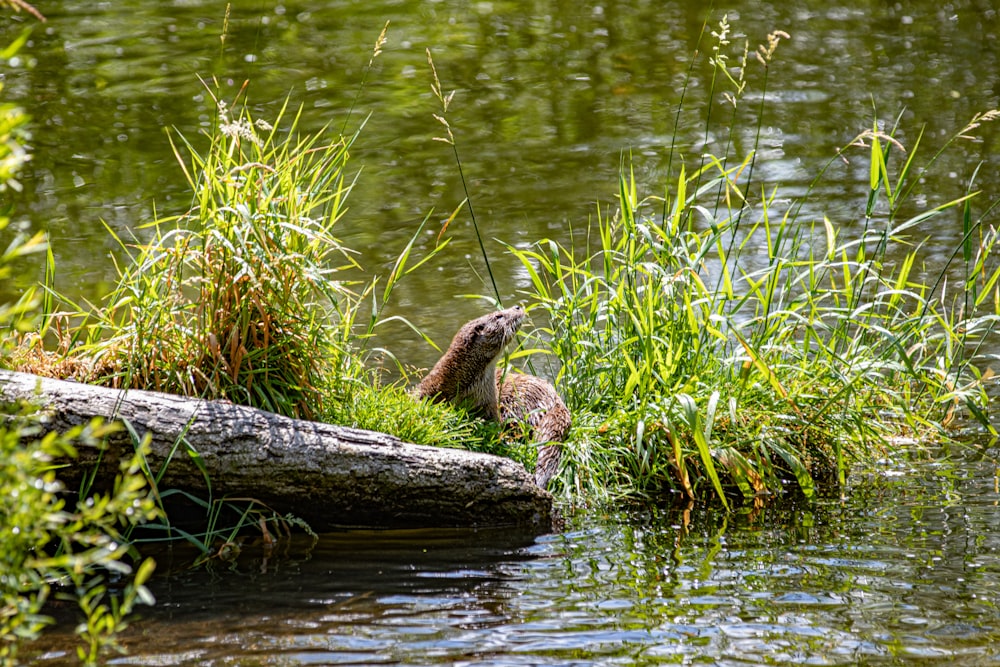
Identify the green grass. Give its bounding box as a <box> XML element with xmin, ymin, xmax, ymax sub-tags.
<box><xmin>65</xmin><ymin>92</ymin><xmax>364</xmax><ymax>420</ymax></box>
<box><xmin>327</xmin><ymin>380</ymin><xmax>536</xmax><ymax>467</ymax></box>
<box><xmin>501</xmin><ymin>19</ymin><xmax>1000</xmax><ymax>506</ymax></box>
<box><xmin>9</xmin><ymin>15</ymin><xmax>1000</xmax><ymax>520</ymax></box>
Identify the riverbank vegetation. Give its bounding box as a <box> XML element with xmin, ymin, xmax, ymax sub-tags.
<box><xmin>7</xmin><ymin>17</ymin><xmax>999</xmax><ymax>512</ymax></box>
<box><xmin>512</xmin><ymin>128</ymin><xmax>1000</xmax><ymax>505</ymax></box>
<box><xmin>3</xmin><ymin>10</ymin><xmax>999</xmax><ymax>661</ymax></box>
<box><xmin>434</xmin><ymin>17</ymin><xmax>1000</xmax><ymax>506</ymax></box>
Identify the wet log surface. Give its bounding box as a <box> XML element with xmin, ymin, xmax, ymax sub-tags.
<box><xmin>0</xmin><ymin>370</ymin><xmax>553</xmax><ymax>533</ymax></box>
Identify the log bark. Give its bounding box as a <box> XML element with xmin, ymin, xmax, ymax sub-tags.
<box><xmin>0</xmin><ymin>370</ymin><xmax>553</xmax><ymax>533</ymax></box>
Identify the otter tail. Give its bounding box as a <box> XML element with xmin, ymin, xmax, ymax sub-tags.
<box><xmin>535</xmin><ymin>444</ymin><xmax>562</xmax><ymax>489</ymax></box>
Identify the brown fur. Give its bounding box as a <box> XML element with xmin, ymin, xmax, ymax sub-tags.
<box><xmin>498</xmin><ymin>371</ymin><xmax>570</xmax><ymax>488</ymax></box>
<box><xmin>415</xmin><ymin>306</ymin><xmax>525</xmax><ymax>420</ymax></box>
<box><xmin>415</xmin><ymin>306</ymin><xmax>570</xmax><ymax>488</ymax></box>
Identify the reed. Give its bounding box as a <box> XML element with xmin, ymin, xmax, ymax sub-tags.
<box><xmin>34</xmin><ymin>86</ymin><xmax>362</xmax><ymax>421</ymax></box>
<box><xmin>426</xmin><ymin>48</ymin><xmax>503</xmax><ymax>305</ymax></box>
<box><xmin>505</xmin><ymin>22</ymin><xmax>1000</xmax><ymax>505</ymax></box>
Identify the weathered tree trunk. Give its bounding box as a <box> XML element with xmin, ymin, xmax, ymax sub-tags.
<box><xmin>0</xmin><ymin>370</ymin><xmax>553</xmax><ymax>533</ymax></box>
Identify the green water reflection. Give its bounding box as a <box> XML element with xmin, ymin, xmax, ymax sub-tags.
<box><xmin>25</xmin><ymin>447</ymin><xmax>1000</xmax><ymax>665</ymax></box>
<box><xmin>1</xmin><ymin>0</ymin><xmax>997</xmax><ymax>367</ymax></box>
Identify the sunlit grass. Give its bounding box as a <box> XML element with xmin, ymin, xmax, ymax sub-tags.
<box><xmin>504</xmin><ymin>20</ymin><xmax>1000</xmax><ymax>506</ymax></box>
<box><xmin>7</xmin><ymin>13</ymin><xmax>999</xmax><ymax>516</ymax></box>
<box><xmin>16</xmin><ymin>86</ymin><xmax>367</xmax><ymax>415</ymax></box>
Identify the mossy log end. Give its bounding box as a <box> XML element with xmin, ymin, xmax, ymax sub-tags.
<box><xmin>0</xmin><ymin>369</ymin><xmax>554</xmax><ymax>533</ymax></box>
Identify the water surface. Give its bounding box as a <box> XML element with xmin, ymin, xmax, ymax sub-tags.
<box><xmin>27</xmin><ymin>446</ymin><xmax>1000</xmax><ymax>665</ymax></box>
<box><xmin>1</xmin><ymin>0</ymin><xmax>998</xmax><ymax>367</ymax></box>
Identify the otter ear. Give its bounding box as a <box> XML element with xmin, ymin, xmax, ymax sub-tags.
<box><xmin>473</xmin><ymin>323</ymin><xmax>484</xmax><ymax>336</ymax></box>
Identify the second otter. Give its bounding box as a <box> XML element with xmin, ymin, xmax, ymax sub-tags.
<box><xmin>414</xmin><ymin>305</ymin><xmax>570</xmax><ymax>488</ymax></box>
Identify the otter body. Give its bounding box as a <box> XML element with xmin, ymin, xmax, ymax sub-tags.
<box><xmin>415</xmin><ymin>306</ymin><xmax>570</xmax><ymax>488</ymax></box>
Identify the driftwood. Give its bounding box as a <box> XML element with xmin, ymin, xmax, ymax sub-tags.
<box><xmin>0</xmin><ymin>370</ymin><xmax>553</xmax><ymax>533</ymax></box>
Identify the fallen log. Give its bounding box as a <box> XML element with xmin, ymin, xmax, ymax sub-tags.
<box><xmin>0</xmin><ymin>369</ymin><xmax>553</xmax><ymax>533</ymax></box>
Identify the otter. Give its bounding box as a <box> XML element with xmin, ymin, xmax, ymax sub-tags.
<box><xmin>414</xmin><ymin>305</ymin><xmax>570</xmax><ymax>488</ymax></box>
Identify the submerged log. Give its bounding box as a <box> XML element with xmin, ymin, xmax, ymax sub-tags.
<box><xmin>0</xmin><ymin>370</ymin><xmax>553</xmax><ymax>533</ymax></box>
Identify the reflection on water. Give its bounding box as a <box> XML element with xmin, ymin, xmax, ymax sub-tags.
<box><xmin>28</xmin><ymin>446</ymin><xmax>1000</xmax><ymax>665</ymax></box>
<box><xmin>0</xmin><ymin>0</ymin><xmax>997</xmax><ymax>368</ymax></box>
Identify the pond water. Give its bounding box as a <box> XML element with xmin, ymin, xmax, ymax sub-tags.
<box><xmin>27</xmin><ymin>445</ymin><xmax>1000</xmax><ymax>665</ymax></box>
<box><xmin>5</xmin><ymin>1</ymin><xmax>1000</xmax><ymax>664</ymax></box>
<box><xmin>1</xmin><ymin>0</ymin><xmax>998</xmax><ymax>368</ymax></box>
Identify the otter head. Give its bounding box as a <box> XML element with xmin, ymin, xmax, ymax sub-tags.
<box><xmin>447</xmin><ymin>305</ymin><xmax>525</xmax><ymax>373</ymax></box>
<box><xmin>415</xmin><ymin>305</ymin><xmax>525</xmax><ymax>419</ymax></box>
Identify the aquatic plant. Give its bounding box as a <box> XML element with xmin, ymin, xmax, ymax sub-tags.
<box><xmin>64</xmin><ymin>90</ymin><xmax>361</xmax><ymax>419</ymax></box>
<box><xmin>1</xmin><ymin>412</ymin><xmax>159</xmax><ymax>666</ymax></box>
<box><xmin>17</xmin><ymin>18</ymin><xmax>393</xmax><ymax>416</ymax></box>
<box><xmin>1</xmin><ymin>26</ymin><xmax>159</xmax><ymax>663</ymax></box>
<box><xmin>504</xmin><ymin>19</ymin><xmax>1000</xmax><ymax>505</ymax></box>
